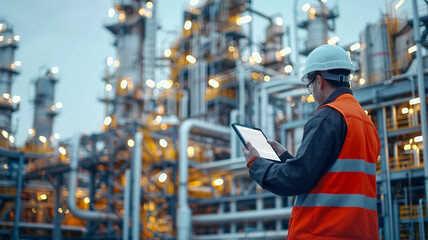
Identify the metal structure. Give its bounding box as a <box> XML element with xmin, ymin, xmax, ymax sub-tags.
<box><xmin>1</xmin><ymin>0</ymin><xmax>428</xmax><ymax>239</ymax></box>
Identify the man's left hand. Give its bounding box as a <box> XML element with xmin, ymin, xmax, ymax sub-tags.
<box><xmin>242</xmin><ymin>142</ymin><xmax>260</xmax><ymax>168</ymax></box>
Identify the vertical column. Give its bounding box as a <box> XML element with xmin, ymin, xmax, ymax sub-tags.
<box><xmin>52</xmin><ymin>174</ymin><xmax>63</xmax><ymax>240</ymax></box>
<box><xmin>12</xmin><ymin>153</ymin><xmax>24</xmax><ymax>240</ymax></box>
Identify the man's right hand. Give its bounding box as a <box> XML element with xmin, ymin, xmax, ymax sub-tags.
<box><xmin>267</xmin><ymin>140</ymin><xmax>287</xmax><ymax>156</ymax></box>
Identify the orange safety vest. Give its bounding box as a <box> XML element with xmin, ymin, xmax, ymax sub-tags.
<box><xmin>287</xmin><ymin>93</ymin><xmax>381</xmax><ymax>240</ymax></box>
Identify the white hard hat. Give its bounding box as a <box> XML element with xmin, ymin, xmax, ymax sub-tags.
<box><xmin>301</xmin><ymin>44</ymin><xmax>354</xmax><ymax>83</ymax></box>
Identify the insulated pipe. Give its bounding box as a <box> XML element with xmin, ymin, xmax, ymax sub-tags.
<box><xmin>230</xmin><ymin>109</ymin><xmax>239</xmax><ymax>159</ymax></box>
<box><xmin>68</xmin><ymin>134</ymin><xmax>120</xmax><ymax>221</ymax></box>
<box><xmin>177</xmin><ymin>119</ymin><xmax>230</xmax><ymax>240</ymax></box>
<box><xmin>123</xmin><ymin>169</ymin><xmax>130</xmax><ymax>240</ymax></box>
<box><xmin>411</xmin><ymin>0</ymin><xmax>428</xmax><ymax>209</ymax></box>
<box><xmin>131</xmin><ymin>132</ymin><xmax>142</xmax><ymax>240</ymax></box>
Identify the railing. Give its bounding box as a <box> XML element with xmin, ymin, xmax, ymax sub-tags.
<box><xmin>399</xmin><ymin>204</ymin><xmax>427</xmax><ymax>219</ymax></box>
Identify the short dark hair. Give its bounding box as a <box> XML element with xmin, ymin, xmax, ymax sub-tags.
<box><xmin>323</xmin><ymin>69</ymin><xmax>351</xmax><ymax>88</ymax></box>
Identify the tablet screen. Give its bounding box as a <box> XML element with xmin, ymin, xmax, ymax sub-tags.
<box><xmin>234</xmin><ymin>124</ymin><xmax>281</xmax><ymax>161</ymax></box>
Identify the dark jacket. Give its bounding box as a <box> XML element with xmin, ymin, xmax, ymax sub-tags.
<box><xmin>249</xmin><ymin>87</ymin><xmax>351</xmax><ymax>196</ymax></box>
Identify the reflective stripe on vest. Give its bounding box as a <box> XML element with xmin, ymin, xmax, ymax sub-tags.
<box><xmin>328</xmin><ymin>159</ymin><xmax>376</xmax><ymax>175</ymax></box>
<box><xmin>295</xmin><ymin>193</ymin><xmax>377</xmax><ymax>211</ymax></box>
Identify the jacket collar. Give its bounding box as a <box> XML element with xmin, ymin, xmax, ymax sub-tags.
<box><xmin>318</xmin><ymin>87</ymin><xmax>353</xmax><ymax>107</ymax></box>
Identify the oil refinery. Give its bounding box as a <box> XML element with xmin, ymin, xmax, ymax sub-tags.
<box><xmin>0</xmin><ymin>0</ymin><xmax>428</xmax><ymax>239</ymax></box>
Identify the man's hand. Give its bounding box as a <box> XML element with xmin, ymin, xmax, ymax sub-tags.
<box><xmin>242</xmin><ymin>142</ymin><xmax>260</xmax><ymax>168</ymax></box>
<box><xmin>267</xmin><ymin>140</ymin><xmax>287</xmax><ymax>156</ymax></box>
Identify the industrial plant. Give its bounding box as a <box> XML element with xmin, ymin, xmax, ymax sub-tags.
<box><xmin>0</xmin><ymin>0</ymin><xmax>427</xmax><ymax>239</ymax></box>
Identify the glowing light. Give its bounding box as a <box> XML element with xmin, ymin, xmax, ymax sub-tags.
<box><xmin>32</xmin><ymin>208</ymin><xmax>36</xmax><ymax>213</ymax></box>
<box><xmin>159</xmin><ymin>79</ymin><xmax>173</xmax><ymax>89</ymax></box>
<box><xmin>364</xmin><ymin>110</ymin><xmax>369</xmax><ymax>115</ymax></box>
<box><xmin>275</xmin><ymin>17</ymin><xmax>283</xmax><ymax>26</ymax></box>
<box><xmin>401</xmin><ymin>107</ymin><xmax>409</xmax><ymax>114</ymax></box>
<box><xmin>2</xmin><ymin>130</ymin><xmax>8</xmax><ymax>139</ymax></box>
<box><xmin>28</xmin><ymin>129</ymin><xmax>35</xmax><ymax>135</ymax></box>
<box><xmin>84</xmin><ymin>197</ymin><xmax>90</xmax><ymax>204</ymax></box>
<box><xmin>108</xmin><ymin>8</ymin><xmax>115</xmax><ymax>18</ymax></box>
<box><xmin>139</xmin><ymin>8</ymin><xmax>146</xmax><ymax>16</ymax></box>
<box><xmin>404</xmin><ymin>144</ymin><xmax>411</xmax><ymax>150</ymax></box>
<box><xmin>208</xmin><ymin>79</ymin><xmax>220</xmax><ymax>88</ymax></box>
<box><xmin>104</xmin><ymin>116</ymin><xmax>112</xmax><ymax>126</ymax></box>
<box><xmin>12</xmin><ymin>96</ymin><xmax>21</xmax><ymax>103</ymax></box>
<box><xmin>187</xmin><ymin>146</ymin><xmax>195</xmax><ymax>158</ymax></box>
<box><xmin>264</xmin><ymin>75</ymin><xmax>271</xmax><ymax>82</ymax></box>
<box><xmin>51</xmin><ymin>66</ymin><xmax>59</xmax><ymax>74</ymax></box>
<box><xmin>0</xmin><ymin>24</ymin><xmax>3</xmax><ymax>32</ymax></box>
<box><xmin>40</xmin><ymin>193</ymin><xmax>47</xmax><ymax>200</ymax></box>
<box><xmin>409</xmin><ymin>97</ymin><xmax>420</xmax><ymax>105</ymax></box>
<box><xmin>414</xmin><ymin>136</ymin><xmax>423</xmax><ymax>143</ymax></box>
<box><xmin>107</xmin><ymin>57</ymin><xmax>114</xmax><ymax>66</ymax></box>
<box><xmin>146</xmin><ymin>79</ymin><xmax>156</xmax><ymax>88</ymax></box>
<box><xmin>39</xmin><ymin>136</ymin><xmax>47</xmax><ymax>143</ymax></box>
<box><xmin>155</xmin><ymin>115</ymin><xmax>162</xmax><ymax>123</ymax></box>
<box><xmin>279</xmin><ymin>47</ymin><xmax>292</xmax><ymax>56</ymax></box>
<box><xmin>302</xmin><ymin>3</ymin><xmax>311</xmax><ymax>12</ymax></box>
<box><xmin>2</xmin><ymin>93</ymin><xmax>9</xmax><ymax>99</ymax></box>
<box><xmin>119</xmin><ymin>12</ymin><xmax>126</xmax><ymax>22</ymax></box>
<box><xmin>59</xmin><ymin>146</ymin><xmax>67</xmax><ymax>155</ymax></box>
<box><xmin>408</xmin><ymin>45</ymin><xmax>417</xmax><ymax>54</ymax></box>
<box><xmin>58</xmin><ymin>208</ymin><xmax>63</xmax><ymax>214</ymax></box>
<box><xmin>228</xmin><ymin>46</ymin><xmax>236</xmax><ymax>52</ymax></box>
<box><xmin>359</xmin><ymin>78</ymin><xmax>366</xmax><ymax>85</ymax></box>
<box><xmin>0</xmin><ymin>36</ymin><xmax>3</xmax><ymax>41</ymax></box>
<box><xmin>159</xmin><ymin>139</ymin><xmax>168</xmax><ymax>148</ymax></box>
<box><xmin>252</xmin><ymin>52</ymin><xmax>262</xmax><ymax>64</ymax></box>
<box><xmin>105</xmin><ymin>84</ymin><xmax>113</xmax><ymax>91</ymax></box>
<box><xmin>9</xmin><ymin>136</ymin><xmax>14</xmax><ymax>143</ymax></box>
<box><xmin>284</xmin><ymin>65</ymin><xmax>293</xmax><ymax>73</ymax></box>
<box><xmin>120</xmin><ymin>79</ymin><xmax>128</xmax><ymax>89</ymax></box>
<box><xmin>3</xmin><ymin>164</ymin><xmax>7</xmax><ymax>169</ymax></box>
<box><xmin>186</xmin><ymin>55</ymin><xmax>196</xmax><ymax>64</ymax></box>
<box><xmin>160</xmin><ymin>123</ymin><xmax>168</xmax><ymax>130</ymax></box>
<box><xmin>65</xmin><ymin>209</ymin><xmax>69</xmax><ymax>214</ymax></box>
<box><xmin>307</xmin><ymin>94</ymin><xmax>315</xmax><ymax>103</ymax></box>
<box><xmin>189</xmin><ymin>0</ymin><xmax>199</xmax><ymax>6</ymax></box>
<box><xmin>146</xmin><ymin>1</ymin><xmax>153</xmax><ymax>8</ymax></box>
<box><xmin>13</xmin><ymin>35</ymin><xmax>20</xmax><ymax>41</ymax></box>
<box><xmin>55</xmin><ymin>102</ymin><xmax>63</xmax><ymax>109</ymax></box>
<box><xmin>237</xmin><ymin>15</ymin><xmax>252</xmax><ymax>25</ymax></box>
<box><xmin>158</xmin><ymin>172</ymin><xmax>168</xmax><ymax>183</ymax></box>
<box><xmin>184</xmin><ymin>20</ymin><xmax>192</xmax><ymax>30</ymax></box>
<box><xmin>328</xmin><ymin>36</ymin><xmax>340</xmax><ymax>45</ymax></box>
<box><xmin>164</xmin><ymin>48</ymin><xmax>172</xmax><ymax>57</ymax></box>
<box><xmin>114</xmin><ymin>59</ymin><xmax>120</xmax><ymax>68</ymax></box>
<box><xmin>15</xmin><ymin>61</ymin><xmax>21</xmax><ymax>67</ymax></box>
<box><xmin>395</xmin><ymin>0</ymin><xmax>404</xmax><ymax>10</ymax></box>
<box><xmin>127</xmin><ymin>139</ymin><xmax>135</xmax><ymax>148</ymax></box>
<box><xmin>350</xmin><ymin>43</ymin><xmax>360</xmax><ymax>51</ymax></box>
<box><xmin>321</xmin><ymin>0</ymin><xmax>328</xmax><ymax>2</ymax></box>
<box><xmin>213</xmin><ymin>178</ymin><xmax>224</xmax><ymax>186</ymax></box>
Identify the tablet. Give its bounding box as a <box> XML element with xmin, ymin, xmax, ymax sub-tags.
<box><xmin>231</xmin><ymin>123</ymin><xmax>281</xmax><ymax>162</ymax></box>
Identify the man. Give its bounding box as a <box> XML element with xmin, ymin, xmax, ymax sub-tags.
<box><xmin>242</xmin><ymin>45</ymin><xmax>381</xmax><ymax>239</ymax></box>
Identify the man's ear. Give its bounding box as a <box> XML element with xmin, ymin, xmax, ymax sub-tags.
<box><xmin>316</xmin><ymin>74</ymin><xmax>324</xmax><ymax>89</ymax></box>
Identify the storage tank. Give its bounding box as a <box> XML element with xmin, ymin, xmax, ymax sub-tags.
<box><xmin>305</xmin><ymin>5</ymin><xmax>329</xmax><ymax>52</ymax></box>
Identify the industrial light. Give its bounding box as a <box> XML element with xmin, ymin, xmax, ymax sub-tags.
<box><xmin>146</xmin><ymin>79</ymin><xmax>156</xmax><ymax>88</ymax></box>
<box><xmin>404</xmin><ymin>144</ymin><xmax>411</xmax><ymax>151</ymax></box>
<box><xmin>158</xmin><ymin>172</ymin><xmax>168</xmax><ymax>183</ymax></box>
<box><xmin>284</xmin><ymin>65</ymin><xmax>293</xmax><ymax>73</ymax></box>
<box><xmin>155</xmin><ymin>115</ymin><xmax>162</xmax><ymax>123</ymax></box>
<box><xmin>127</xmin><ymin>139</ymin><xmax>135</xmax><ymax>148</ymax></box>
<box><xmin>83</xmin><ymin>197</ymin><xmax>90</xmax><ymax>204</ymax></box>
<box><xmin>186</xmin><ymin>55</ymin><xmax>196</xmax><ymax>64</ymax></box>
<box><xmin>2</xmin><ymin>93</ymin><xmax>9</xmax><ymax>99</ymax></box>
<box><xmin>350</xmin><ymin>43</ymin><xmax>360</xmax><ymax>51</ymax></box>
<box><xmin>28</xmin><ymin>129</ymin><xmax>35</xmax><ymax>135</ymax></box>
<box><xmin>1</xmin><ymin>130</ymin><xmax>8</xmax><ymax>139</ymax></box>
<box><xmin>414</xmin><ymin>136</ymin><xmax>423</xmax><ymax>143</ymax></box>
<box><xmin>0</xmin><ymin>36</ymin><xmax>3</xmax><ymax>41</ymax></box>
<box><xmin>159</xmin><ymin>79</ymin><xmax>173</xmax><ymax>89</ymax></box>
<box><xmin>105</xmin><ymin>83</ymin><xmax>113</xmax><ymax>91</ymax></box>
<box><xmin>409</xmin><ymin>97</ymin><xmax>420</xmax><ymax>105</ymax></box>
<box><xmin>3</xmin><ymin>164</ymin><xmax>7</xmax><ymax>169</ymax></box>
<box><xmin>139</xmin><ymin>8</ymin><xmax>146</xmax><ymax>16</ymax></box>
<box><xmin>275</xmin><ymin>17</ymin><xmax>283</xmax><ymax>26</ymax></box>
<box><xmin>160</xmin><ymin>123</ymin><xmax>168</xmax><ymax>130</ymax></box>
<box><xmin>408</xmin><ymin>45</ymin><xmax>417</xmax><ymax>54</ymax></box>
<box><xmin>114</xmin><ymin>59</ymin><xmax>120</xmax><ymax>68</ymax></box>
<box><xmin>321</xmin><ymin>0</ymin><xmax>328</xmax><ymax>2</ymax></box>
<box><xmin>401</xmin><ymin>107</ymin><xmax>409</xmax><ymax>114</ymax></box>
<box><xmin>187</xmin><ymin>146</ymin><xmax>195</xmax><ymax>158</ymax></box>
<box><xmin>364</xmin><ymin>110</ymin><xmax>369</xmax><ymax>115</ymax></box>
<box><xmin>189</xmin><ymin>0</ymin><xmax>199</xmax><ymax>6</ymax></box>
<box><xmin>65</xmin><ymin>209</ymin><xmax>69</xmax><ymax>214</ymax></box>
<box><xmin>104</xmin><ymin>116</ymin><xmax>112</xmax><ymax>126</ymax></box>
<box><xmin>395</xmin><ymin>0</ymin><xmax>404</xmax><ymax>10</ymax></box>
<box><xmin>237</xmin><ymin>15</ymin><xmax>252</xmax><ymax>25</ymax></box>
<box><xmin>120</xmin><ymin>79</ymin><xmax>128</xmax><ymax>89</ymax></box>
<box><xmin>13</xmin><ymin>35</ymin><xmax>20</xmax><ymax>41</ymax></box>
<box><xmin>159</xmin><ymin>139</ymin><xmax>168</xmax><ymax>148</ymax></box>
<box><xmin>8</xmin><ymin>135</ymin><xmax>14</xmax><ymax>143</ymax></box>
<box><xmin>307</xmin><ymin>95</ymin><xmax>315</xmax><ymax>103</ymax></box>
<box><xmin>54</xmin><ymin>133</ymin><xmax>60</xmax><ymax>140</ymax></box>
<box><xmin>359</xmin><ymin>78</ymin><xmax>366</xmax><ymax>85</ymax></box>
<box><xmin>106</xmin><ymin>57</ymin><xmax>114</xmax><ymax>66</ymax></box>
<box><xmin>328</xmin><ymin>36</ymin><xmax>340</xmax><ymax>45</ymax></box>
<box><xmin>39</xmin><ymin>136</ymin><xmax>47</xmax><ymax>143</ymax></box>
<box><xmin>51</xmin><ymin>66</ymin><xmax>59</xmax><ymax>74</ymax></box>
<box><xmin>146</xmin><ymin>1</ymin><xmax>153</xmax><ymax>8</ymax></box>
<box><xmin>279</xmin><ymin>47</ymin><xmax>292</xmax><ymax>56</ymax></box>
<box><xmin>208</xmin><ymin>79</ymin><xmax>220</xmax><ymax>88</ymax></box>
<box><xmin>12</xmin><ymin>96</ymin><xmax>21</xmax><ymax>103</ymax></box>
<box><xmin>55</xmin><ymin>102</ymin><xmax>63</xmax><ymax>109</ymax></box>
<box><xmin>14</xmin><ymin>61</ymin><xmax>21</xmax><ymax>67</ymax></box>
<box><xmin>108</xmin><ymin>8</ymin><xmax>115</xmax><ymax>18</ymax></box>
<box><xmin>184</xmin><ymin>20</ymin><xmax>192</xmax><ymax>30</ymax></box>
<box><xmin>164</xmin><ymin>48</ymin><xmax>172</xmax><ymax>57</ymax></box>
<box><xmin>32</xmin><ymin>208</ymin><xmax>36</xmax><ymax>213</ymax></box>
<box><xmin>252</xmin><ymin>52</ymin><xmax>262</xmax><ymax>64</ymax></box>
<box><xmin>212</xmin><ymin>178</ymin><xmax>224</xmax><ymax>186</ymax></box>
<box><xmin>58</xmin><ymin>208</ymin><xmax>63</xmax><ymax>214</ymax></box>
<box><xmin>58</xmin><ymin>146</ymin><xmax>66</xmax><ymax>155</ymax></box>
<box><xmin>302</xmin><ymin>3</ymin><xmax>311</xmax><ymax>12</ymax></box>
<box><xmin>40</xmin><ymin>193</ymin><xmax>48</xmax><ymax>200</ymax></box>
<box><xmin>0</xmin><ymin>23</ymin><xmax>3</xmax><ymax>32</ymax></box>
<box><xmin>264</xmin><ymin>75</ymin><xmax>271</xmax><ymax>82</ymax></box>
<box><xmin>228</xmin><ymin>46</ymin><xmax>235</xmax><ymax>52</ymax></box>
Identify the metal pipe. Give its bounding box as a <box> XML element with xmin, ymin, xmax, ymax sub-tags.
<box><xmin>230</xmin><ymin>109</ymin><xmax>240</xmax><ymax>159</ymax></box>
<box><xmin>123</xmin><ymin>169</ymin><xmax>130</xmax><ymax>240</ymax></box>
<box><xmin>418</xmin><ymin>198</ymin><xmax>426</xmax><ymax>240</ymax></box>
<box><xmin>411</xmin><ymin>0</ymin><xmax>428</xmax><ymax>208</ymax></box>
<box><xmin>12</xmin><ymin>153</ymin><xmax>24</xmax><ymax>240</ymax></box>
<box><xmin>177</xmin><ymin>119</ymin><xmax>230</xmax><ymax>240</ymax></box>
<box><xmin>131</xmin><ymin>132</ymin><xmax>142</xmax><ymax>240</ymax></box>
<box><xmin>68</xmin><ymin>134</ymin><xmax>120</xmax><ymax>221</ymax></box>
<box><xmin>238</xmin><ymin>61</ymin><xmax>246</xmax><ymax>124</ymax></box>
<box><xmin>192</xmin><ymin>207</ymin><xmax>292</xmax><ymax>224</ymax></box>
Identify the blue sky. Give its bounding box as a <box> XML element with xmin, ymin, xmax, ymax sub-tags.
<box><xmin>0</xmin><ymin>0</ymin><xmax>414</xmax><ymax>146</ymax></box>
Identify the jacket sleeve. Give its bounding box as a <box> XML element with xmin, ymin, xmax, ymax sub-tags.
<box><xmin>249</xmin><ymin>108</ymin><xmax>346</xmax><ymax>196</ymax></box>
